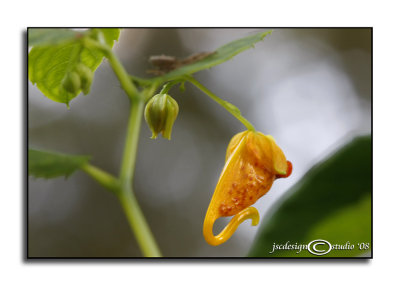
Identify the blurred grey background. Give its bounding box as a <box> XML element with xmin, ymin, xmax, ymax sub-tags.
<box><xmin>28</xmin><ymin>28</ymin><xmax>371</xmax><ymax>257</ymax></box>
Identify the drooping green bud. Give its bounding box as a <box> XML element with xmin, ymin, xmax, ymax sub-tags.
<box><xmin>75</xmin><ymin>63</ymin><xmax>94</xmax><ymax>95</ymax></box>
<box><xmin>161</xmin><ymin>95</ymin><xmax>179</xmax><ymax>140</ymax></box>
<box><xmin>144</xmin><ymin>93</ymin><xmax>179</xmax><ymax>140</ymax></box>
<box><xmin>62</xmin><ymin>71</ymin><xmax>81</xmax><ymax>94</ymax></box>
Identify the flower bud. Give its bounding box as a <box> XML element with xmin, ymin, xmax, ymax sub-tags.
<box><xmin>144</xmin><ymin>93</ymin><xmax>179</xmax><ymax>140</ymax></box>
<box><xmin>75</xmin><ymin>63</ymin><xmax>93</xmax><ymax>95</ymax></box>
<box><xmin>62</xmin><ymin>71</ymin><xmax>81</xmax><ymax>94</ymax></box>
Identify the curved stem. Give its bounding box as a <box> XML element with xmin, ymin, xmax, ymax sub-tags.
<box><xmin>159</xmin><ymin>79</ymin><xmax>183</xmax><ymax>95</ymax></box>
<box><xmin>117</xmin><ymin>98</ymin><xmax>162</xmax><ymax>257</ymax></box>
<box><xmin>83</xmin><ymin>95</ymin><xmax>161</xmax><ymax>256</ymax></box>
<box><xmin>108</xmin><ymin>46</ymin><xmax>162</xmax><ymax>255</ymax></box>
<box><xmin>106</xmin><ymin>51</ymin><xmax>139</xmax><ymax>100</ymax></box>
<box><xmin>186</xmin><ymin>76</ymin><xmax>256</xmax><ymax>131</ymax></box>
<box><xmin>83</xmin><ymin>37</ymin><xmax>139</xmax><ymax>100</ymax></box>
<box><xmin>83</xmin><ymin>37</ymin><xmax>161</xmax><ymax>256</ymax></box>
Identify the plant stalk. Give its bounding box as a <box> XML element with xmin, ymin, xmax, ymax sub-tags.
<box><xmin>117</xmin><ymin>185</ymin><xmax>161</xmax><ymax>257</ymax></box>
<box><xmin>82</xmin><ymin>101</ymin><xmax>161</xmax><ymax>257</ymax></box>
<box><xmin>119</xmin><ymin>99</ymin><xmax>143</xmax><ymax>185</ymax></box>
<box><xmin>105</xmin><ymin>46</ymin><xmax>161</xmax><ymax>257</ymax></box>
<box><xmin>81</xmin><ymin>164</ymin><xmax>120</xmax><ymax>193</ymax></box>
<box><xmin>186</xmin><ymin>76</ymin><xmax>256</xmax><ymax>131</ymax></box>
<box><xmin>116</xmin><ymin>95</ymin><xmax>161</xmax><ymax>257</ymax></box>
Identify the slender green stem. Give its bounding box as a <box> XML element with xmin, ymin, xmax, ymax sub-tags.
<box><xmin>159</xmin><ymin>79</ymin><xmax>183</xmax><ymax>95</ymax></box>
<box><xmin>83</xmin><ymin>38</ymin><xmax>139</xmax><ymax>100</ymax></box>
<box><xmin>186</xmin><ymin>76</ymin><xmax>256</xmax><ymax>131</ymax></box>
<box><xmin>119</xmin><ymin>100</ymin><xmax>143</xmax><ymax>185</ymax></box>
<box><xmin>105</xmin><ymin>44</ymin><xmax>161</xmax><ymax>256</ymax></box>
<box><xmin>117</xmin><ymin>97</ymin><xmax>161</xmax><ymax>257</ymax></box>
<box><xmin>117</xmin><ymin>186</ymin><xmax>161</xmax><ymax>257</ymax></box>
<box><xmin>81</xmin><ymin>164</ymin><xmax>120</xmax><ymax>193</ymax></box>
<box><xmin>130</xmin><ymin>75</ymin><xmax>154</xmax><ymax>86</ymax></box>
<box><xmin>106</xmin><ymin>52</ymin><xmax>139</xmax><ymax>100</ymax></box>
<box><xmin>83</xmin><ymin>97</ymin><xmax>161</xmax><ymax>257</ymax></box>
<box><xmin>83</xmin><ymin>38</ymin><xmax>161</xmax><ymax>256</ymax></box>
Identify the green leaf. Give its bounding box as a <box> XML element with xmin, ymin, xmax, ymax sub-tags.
<box><xmin>29</xmin><ymin>149</ymin><xmax>91</xmax><ymax>179</ymax></box>
<box><xmin>248</xmin><ymin>136</ymin><xmax>372</xmax><ymax>257</ymax></box>
<box><xmin>151</xmin><ymin>30</ymin><xmax>272</xmax><ymax>83</ymax></box>
<box><xmin>29</xmin><ymin>28</ymin><xmax>120</xmax><ymax>106</ymax></box>
<box><xmin>304</xmin><ymin>194</ymin><xmax>371</xmax><ymax>257</ymax></box>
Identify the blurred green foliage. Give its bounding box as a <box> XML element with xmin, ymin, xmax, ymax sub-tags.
<box><xmin>249</xmin><ymin>136</ymin><xmax>371</xmax><ymax>257</ymax></box>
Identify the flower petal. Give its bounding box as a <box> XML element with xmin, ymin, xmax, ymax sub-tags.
<box><xmin>263</xmin><ymin>134</ymin><xmax>288</xmax><ymax>175</ymax></box>
<box><xmin>213</xmin><ymin>132</ymin><xmax>276</xmax><ymax>217</ymax></box>
<box><xmin>225</xmin><ymin>130</ymin><xmax>247</xmax><ymax>162</ymax></box>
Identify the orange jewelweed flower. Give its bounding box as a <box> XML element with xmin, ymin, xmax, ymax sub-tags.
<box><xmin>203</xmin><ymin>130</ymin><xmax>292</xmax><ymax>246</ymax></box>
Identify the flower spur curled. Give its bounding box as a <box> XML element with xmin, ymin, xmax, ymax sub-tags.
<box><xmin>203</xmin><ymin>131</ymin><xmax>292</xmax><ymax>246</ymax></box>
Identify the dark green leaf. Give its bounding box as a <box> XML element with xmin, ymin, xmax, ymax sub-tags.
<box><xmin>151</xmin><ymin>30</ymin><xmax>272</xmax><ymax>83</ymax></box>
<box><xmin>29</xmin><ymin>149</ymin><xmax>91</xmax><ymax>179</ymax></box>
<box><xmin>248</xmin><ymin>136</ymin><xmax>372</xmax><ymax>257</ymax></box>
<box><xmin>29</xmin><ymin>28</ymin><xmax>120</xmax><ymax>106</ymax></box>
<box><xmin>28</xmin><ymin>28</ymin><xmax>81</xmax><ymax>46</ymax></box>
